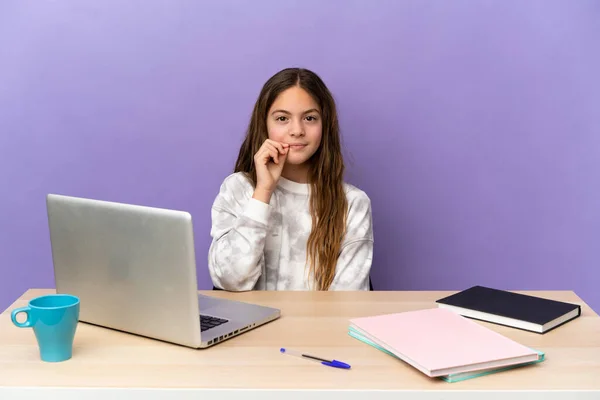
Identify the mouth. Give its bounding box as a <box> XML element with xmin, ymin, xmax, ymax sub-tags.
<box><xmin>288</xmin><ymin>144</ymin><xmax>307</xmax><ymax>150</ymax></box>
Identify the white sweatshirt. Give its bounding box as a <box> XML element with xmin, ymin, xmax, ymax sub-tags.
<box><xmin>208</xmin><ymin>172</ymin><xmax>373</xmax><ymax>291</ymax></box>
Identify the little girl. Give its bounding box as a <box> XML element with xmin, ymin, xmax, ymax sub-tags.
<box><xmin>208</xmin><ymin>68</ymin><xmax>373</xmax><ymax>291</ymax></box>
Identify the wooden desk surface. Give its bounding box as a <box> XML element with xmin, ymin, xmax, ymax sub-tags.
<box><xmin>1</xmin><ymin>289</ymin><xmax>599</xmax><ymax>397</ymax></box>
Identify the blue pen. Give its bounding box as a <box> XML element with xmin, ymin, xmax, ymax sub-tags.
<box><xmin>280</xmin><ymin>347</ymin><xmax>351</xmax><ymax>369</ymax></box>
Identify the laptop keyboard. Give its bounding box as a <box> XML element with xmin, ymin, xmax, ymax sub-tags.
<box><xmin>200</xmin><ymin>315</ymin><xmax>229</xmax><ymax>332</ymax></box>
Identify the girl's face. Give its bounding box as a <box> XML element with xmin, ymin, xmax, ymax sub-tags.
<box><xmin>266</xmin><ymin>86</ymin><xmax>323</xmax><ymax>166</ymax></box>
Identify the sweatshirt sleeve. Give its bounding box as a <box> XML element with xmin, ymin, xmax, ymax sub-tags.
<box><xmin>208</xmin><ymin>173</ymin><xmax>270</xmax><ymax>291</ymax></box>
<box><xmin>329</xmin><ymin>189</ymin><xmax>374</xmax><ymax>291</ymax></box>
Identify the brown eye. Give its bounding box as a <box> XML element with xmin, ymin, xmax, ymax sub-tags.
<box><xmin>305</xmin><ymin>115</ymin><xmax>318</xmax><ymax>122</ymax></box>
<box><xmin>276</xmin><ymin>116</ymin><xmax>288</xmax><ymax>122</ymax></box>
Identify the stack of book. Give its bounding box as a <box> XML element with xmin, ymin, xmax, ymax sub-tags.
<box><xmin>348</xmin><ymin>285</ymin><xmax>581</xmax><ymax>383</ymax></box>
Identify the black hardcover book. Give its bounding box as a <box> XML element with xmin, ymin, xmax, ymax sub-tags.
<box><xmin>436</xmin><ymin>285</ymin><xmax>581</xmax><ymax>334</ymax></box>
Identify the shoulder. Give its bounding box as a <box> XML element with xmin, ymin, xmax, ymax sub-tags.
<box><xmin>218</xmin><ymin>172</ymin><xmax>254</xmax><ymax>194</ymax></box>
<box><xmin>213</xmin><ymin>172</ymin><xmax>255</xmax><ymax>208</ymax></box>
<box><xmin>343</xmin><ymin>182</ymin><xmax>372</xmax><ymax>211</ymax></box>
<box><xmin>342</xmin><ymin>182</ymin><xmax>373</xmax><ymax>239</ymax></box>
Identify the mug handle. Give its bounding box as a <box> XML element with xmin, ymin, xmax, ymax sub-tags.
<box><xmin>11</xmin><ymin>307</ymin><xmax>33</xmax><ymax>328</ymax></box>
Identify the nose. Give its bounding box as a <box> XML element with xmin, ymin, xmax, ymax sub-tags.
<box><xmin>289</xmin><ymin>119</ymin><xmax>305</xmax><ymax>137</ymax></box>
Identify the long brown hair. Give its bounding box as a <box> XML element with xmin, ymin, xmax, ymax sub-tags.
<box><xmin>234</xmin><ymin>68</ymin><xmax>347</xmax><ymax>290</ymax></box>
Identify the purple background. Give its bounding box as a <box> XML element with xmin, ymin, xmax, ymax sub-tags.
<box><xmin>1</xmin><ymin>1</ymin><xmax>599</xmax><ymax>313</ymax></box>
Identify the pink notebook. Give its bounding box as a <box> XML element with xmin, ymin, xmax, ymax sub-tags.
<box><xmin>349</xmin><ymin>308</ymin><xmax>539</xmax><ymax>377</ymax></box>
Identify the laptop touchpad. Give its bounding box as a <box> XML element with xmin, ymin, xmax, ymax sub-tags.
<box><xmin>198</xmin><ymin>295</ymin><xmax>229</xmax><ymax>311</ymax></box>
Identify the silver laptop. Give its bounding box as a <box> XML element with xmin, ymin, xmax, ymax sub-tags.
<box><xmin>46</xmin><ymin>193</ymin><xmax>280</xmax><ymax>348</ymax></box>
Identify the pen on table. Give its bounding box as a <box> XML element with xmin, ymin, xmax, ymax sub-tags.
<box><xmin>280</xmin><ymin>347</ymin><xmax>351</xmax><ymax>369</ymax></box>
